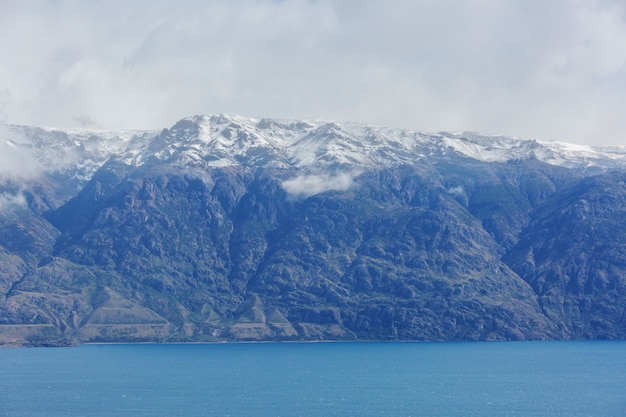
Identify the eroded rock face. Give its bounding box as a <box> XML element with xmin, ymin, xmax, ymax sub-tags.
<box><xmin>2</xmin><ymin>117</ymin><xmax>626</xmax><ymax>346</ymax></box>
<box><xmin>505</xmin><ymin>171</ymin><xmax>626</xmax><ymax>339</ymax></box>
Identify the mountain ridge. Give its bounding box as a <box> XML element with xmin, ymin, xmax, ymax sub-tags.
<box><xmin>1</xmin><ymin>115</ymin><xmax>625</xmax><ymax>346</ymax></box>
<box><xmin>3</xmin><ymin>114</ymin><xmax>626</xmax><ymax>180</ymax></box>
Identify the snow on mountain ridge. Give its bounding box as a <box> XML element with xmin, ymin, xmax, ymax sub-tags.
<box><xmin>0</xmin><ymin>123</ymin><xmax>159</xmax><ymax>181</ymax></box>
<box><xmin>2</xmin><ymin>115</ymin><xmax>626</xmax><ymax>184</ymax></box>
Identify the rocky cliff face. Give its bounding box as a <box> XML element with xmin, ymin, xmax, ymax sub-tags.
<box><xmin>1</xmin><ymin>115</ymin><xmax>625</xmax><ymax>346</ymax></box>
<box><xmin>505</xmin><ymin>172</ymin><xmax>626</xmax><ymax>339</ymax></box>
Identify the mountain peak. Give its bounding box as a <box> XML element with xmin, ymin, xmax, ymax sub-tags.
<box><xmin>3</xmin><ymin>115</ymin><xmax>626</xmax><ymax>183</ymax></box>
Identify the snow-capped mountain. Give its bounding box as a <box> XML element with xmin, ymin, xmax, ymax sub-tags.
<box><xmin>2</xmin><ymin>114</ymin><xmax>626</xmax><ymax>182</ymax></box>
<box><xmin>3</xmin><ymin>113</ymin><xmax>626</xmax><ymax>346</ymax></box>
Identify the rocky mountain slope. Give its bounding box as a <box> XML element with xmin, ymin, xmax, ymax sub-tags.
<box><xmin>1</xmin><ymin>115</ymin><xmax>625</xmax><ymax>346</ymax></box>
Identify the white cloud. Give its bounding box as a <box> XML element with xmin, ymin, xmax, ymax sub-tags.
<box><xmin>0</xmin><ymin>88</ymin><xmax>8</xmax><ymax>123</ymax></box>
<box><xmin>0</xmin><ymin>192</ymin><xmax>27</xmax><ymax>212</ymax></box>
<box><xmin>282</xmin><ymin>171</ymin><xmax>359</xmax><ymax>198</ymax></box>
<box><xmin>0</xmin><ymin>127</ymin><xmax>41</xmax><ymax>181</ymax></box>
<box><xmin>1</xmin><ymin>0</ymin><xmax>626</xmax><ymax>145</ymax></box>
<box><xmin>447</xmin><ymin>186</ymin><xmax>465</xmax><ymax>197</ymax></box>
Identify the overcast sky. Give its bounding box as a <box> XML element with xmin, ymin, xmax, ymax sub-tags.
<box><xmin>1</xmin><ymin>0</ymin><xmax>626</xmax><ymax>145</ymax></box>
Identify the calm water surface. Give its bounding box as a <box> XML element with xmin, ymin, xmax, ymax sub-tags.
<box><xmin>1</xmin><ymin>341</ymin><xmax>625</xmax><ymax>416</ymax></box>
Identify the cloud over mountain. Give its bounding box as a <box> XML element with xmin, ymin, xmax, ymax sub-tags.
<box><xmin>281</xmin><ymin>171</ymin><xmax>359</xmax><ymax>198</ymax></box>
<box><xmin>0</xmin><ymin>127</ymin><xmax>41</xmax><ymax>182</ymax></box>
<box><xmin>2</xmin><ymin>1</ymin><xmax>626</xmax><ymax>145</ymax></box>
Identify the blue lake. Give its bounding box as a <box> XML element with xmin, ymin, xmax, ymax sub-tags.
<box><xmin>1</xmin><ymin>341</ymin><xmax>625</xmax><ymax>416</ymax></box>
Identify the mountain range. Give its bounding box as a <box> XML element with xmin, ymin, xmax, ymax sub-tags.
<box><xmin>1</xmin><ymin>114</ymin><xmax>625</xmax><ymax>346</ymax></box>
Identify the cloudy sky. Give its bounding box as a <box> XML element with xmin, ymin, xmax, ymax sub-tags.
<box><xmin>1</xmin><ymin>0</ymin><xmax>626</xmax><ymax>145</ymax></box>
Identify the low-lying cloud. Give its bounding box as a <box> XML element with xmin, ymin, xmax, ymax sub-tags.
<box><xmin>282</xmin><ymin>171</ymin><xmax>359</xmax><ymax>198</ymax></box>
<box><xmin>0</xmin><ymin>127</ymin><xmax>42</xmax><ymax>181</ymax></box>
<box><xmin>447</xmin><ymin>185</ymin><xmax>465</xmax><ymax>197</ymax></box>
<box><xmin>0</xmin><ymin>192</ymin><xmax>26</xmax><ymax>212</ymax></box>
